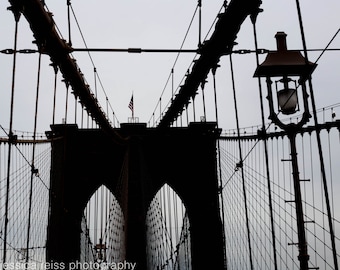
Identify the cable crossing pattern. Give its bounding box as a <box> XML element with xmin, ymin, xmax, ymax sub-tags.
<box><xmin>1</xmin><ymin>119</ymin><xmax>339</xmax><ymax>269</ymax></box>
<box><xmin>219</xmin><ymin>121</ymin><xmax>340</xmax><ymax>270</ymax></box>
<box><xmin>0</xmin><ymin>134</ymin><xmax>51</xmax><ymax>266</ymax></box>
<box><xmin>1</xmin><ymin>0</ymin><xmax>340</xmax><ymax>269</ymax></box>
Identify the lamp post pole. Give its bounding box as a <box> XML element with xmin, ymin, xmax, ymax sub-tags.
<box><xmin>255</xmin><ymin>31</ymin><xmax>317</xmax><ymax>270</ymax></box>
<box><xmin>288</xmin><ymin>131</ymin><xmax>309</xmax><ymax>270</ymax></box>
<box><xmin>266</xmin><ymin>76</ymin><xmax>310</xmax><ymax>270</ymax></box>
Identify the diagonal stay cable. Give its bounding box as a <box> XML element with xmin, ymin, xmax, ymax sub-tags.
<box><xmin>69</xmin><ymin>4</ymin><xmax>120</xmax><ymax>124</ymax></box>
<box><xmin>148</xmin><ymin>4</ymin><xmax>200</xmax><ymax>125</ymax></box>
<box><xmin>0</xmin><ymin>125</ymin><xmax>50</xmax><ymax>190</ymax></box>
<box><xmin>221</xmin><ymin>18</ymin><xmax>340</xmax><ymax>192</ymax></box>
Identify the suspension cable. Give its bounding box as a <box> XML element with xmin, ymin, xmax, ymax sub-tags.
<box><xmin>69</xmin><ymin>4</ymin><xmax>119</xmax><ymax>125</ymax></box>
<box><xmin>94</xmin><ymin>67</ymin><xmax>98</xmax><ymax>97</ymax></box>
<box><xmin>251</xmin><ymin>13</ymin><xmax>279</xmax><ymax>270</ymax></box>
<box><xmin>171</xmin><ymin>68</ymin><xmax>174</xmax><ymax>102</ymax></box>
<box><xmin>67</xmin><ymin>0</ymin><xmax>72</xmax><ymax>46</ymax></box>
<box><xmin>212</xmin><ymin>66</ymin><xmax>220</xmax><ymax>124</ymax></box>
<box><xmin>229</xmin><ymin>54</ymin><xmax>254</xmax><ymax>270</ymax></box>
<box><xmin>314</xmin><ymin>28</ymin><xmax>340</xmax><ymax>65</ymax></box>
<box><xmin>64</xmin><ymin>81</ymin><xmax>70</xmax><ymax>123</ymax></box>
<box><xmin>192</xmin><ymin>96</ymin><xmax>196</xmax><ymax>122</ymax></box>
<box><xmin>51</xmin><ymin>63</ymin><xmax>58</xmax><ymax>125</ymax></box>
<box><xmin>74</xmin><ymin>95</ymin><xmax>78</xmax><ymax>124</ymax></box>
<box><xmin>3</xmin><ymin>10</ymin><xmax>20</xmax><ymax>264</ymax></box>
<box><xmin>148</xmin><ymin>4</ymin><xmax>199</xmax><ymax>125</ymax></box>
<box><xmin>201</xmin><ymin>82</ymin><xmax>207</xmax><ymax>121</ymax></box>
<box><xmin>156</xmin><ymin>1</ymin><xmax>247</xmax><ymax>127</ymax></box>
<box><xmin>212</xmin><ymin>66</ymin><xmax>227</xmax><ymax>268</ymax></box>
<box><xmin>26</xmin><ymin>51</ymin><xmax>42</xmax><ymax>262</ymax></box>
<box><xmin>295</xmin><ymin>1</ymin><xmax>339</xmax><ymax>269</ymax></box>
<box><xmin>198</xmin><ymin>0</ymin><xmax>202</xmax><ymax>47</ymax></box>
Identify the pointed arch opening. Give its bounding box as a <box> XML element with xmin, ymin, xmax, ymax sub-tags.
<box><xmin>82</xmin><ymin>185</ymin><xmax>125</xmax><ymax>263</ymax></box>
<box><xmin>146</xmin><ymin>183</ymin><xmax>192</xmax><ymax>270</ymax></box>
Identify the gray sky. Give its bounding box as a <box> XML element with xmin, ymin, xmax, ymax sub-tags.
<box><xmin>0</xmin><ymin>0</ymin><xmax>340</xmax><ymax>134</ymax></box>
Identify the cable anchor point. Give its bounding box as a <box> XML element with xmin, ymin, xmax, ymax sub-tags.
<box><xmin>7</xmin><ymin>4</ymin><xmax>22</xmax><ymax>22</ymax></box>
<box><xmin>235</xmin><ymin>161</ymin><xmax>243</xmax><ymax>171</ymax></box>
<box><xmin>31</xmin><ymin>166</ymin><xmax>39</xmax><ymax>176</ymax></box>
<box><xmin>8</xmin><ymin>132</ymin><xmax>18</xmax><ymax>145</ymax></box>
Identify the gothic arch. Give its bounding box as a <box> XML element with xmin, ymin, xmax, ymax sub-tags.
<box><xmin>146</xmin><ymin>183</ymin><xmax>189</xmax><ymax>269</ymax></box>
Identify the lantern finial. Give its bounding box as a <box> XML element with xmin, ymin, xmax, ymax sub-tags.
<box><xmin>275</xmin><ymin>32</ymin><xmax>287</xmax><ymax>52</ymax></box>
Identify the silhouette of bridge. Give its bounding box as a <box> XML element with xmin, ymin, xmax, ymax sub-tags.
<box><xmin>1</xmin><ymin>0</ymin><xmax>340</xmax><ymax>270</ymax></box>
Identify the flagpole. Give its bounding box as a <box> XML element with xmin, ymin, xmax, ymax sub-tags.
<box><xmin>128</xmin><ymin>93</ymin><xmax>134</xmax><ymax>121</ymax></box>
<box><xmin>132</xmin><ymin>102</ymin><xmax>134</xmax><ymax>119</ymax></box>
<box><xmin>132</xmin><ymin>92</ymin><xmax>134</xmax><ymax>119</ymax></box>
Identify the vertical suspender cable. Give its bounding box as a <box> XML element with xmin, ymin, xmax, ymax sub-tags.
<box><xmin>87</xmin><ymin>199</ymin><xmax>91</xmax><ymax>256</ymax></box>
<box><xmin>326</xmin><ymin>131</ymin><xmax>335</xmax><ymax>227</ymax></box>
<box><xmin>81</xmin><ymin>105</ymin><xmax>84</xmax><ymax>128</ymax></box>
<box><xmin>251</xmin><ymin>15</ymin><xmax>278</xmax><ymax>270</ymax></box>
<box><xmin>162</xmin><ymin>187</ymin><xmax>167</xmax><ymax>259</ymax></box>
<box><xmin>172</xmin><ymin>192</ymin><xmax>179</xmax><ymax>245</ymax></box>
<box><xmin>64</xmin><ymin>81</ymin><xmax>69</xmax><ymax>124</ymax></box>
<box><xmin>26</xmin><ymin>51</ymin><xmax>42</xmax><ymax>262</ymax></box>
<box><xmin>95</xmin><ymin>190</ymin><xmax>98</xmax><ymax>249</ymax></box>
<box><xmin>159</xmin><ymin>97</ymin><xmax>162</xmax><ymax>122</ymax></box>
<box><xmin>3</xmin><ymin>11</ymin><xmax>20</xmax><ymax>264</ymax></box>
<box><xmin>74</xmin><ymin>96</ymin><xmax>78</xmax><ymax>124</ymax></box>
<box><xmin>192</xmin><ymin>97</ymin><xmax>196</xmax><ymax>122</ymax></box>
<box><xmin>295</xmin><ymin>1</ymin><xmax>338</xmax><ymax>269</ymax></box>
<box><xmin>171</xmin><ymin>68</ymin><xmax>174</xmax><ymax>103</ymax></box>
<box><xmin>185</xmin><ymin>105</ymin><xmax>189</xmax><ymax>126</ymax></box>
<box><xmin>98</xmin><ymin>186</ymin><xmax>103</xmax><ymax>261</ymax></box>
<box><xmin>212</xmin><ymin>66</ymin><xmax>227</xmax><ymax>268</ymax></box>
<box><xmin>212</xmin><ymin>66</ymin><xmax>220</xmax><ymax>124</ymax></box>
<box><xmin>104</xmin><ymin>188</ymin><xmax>108</xmax><ymax>261</ymax></box>
<box><xmin>94</xmin><ymin>67</ymin><xmax>98</xmax><ymax>97</ymax></box>
<box><xmin>201</xmin><ymin>82</ymin><xmax>207</xmax><ymax>121</ymax></box>
<box><xmin>198</xmin><ymin>0</ymin><xmax>202</xmax><ymax>47</ymax></box>
<box><xmin>67</xmin><ymin>0</ymin><xmax>72</xmax><ymax>46</ymax></box>
<box><xmin>51</xmin><ymin>64</ymin><xmax>58</xmax><ymax>125</ymax></box>
<box><xmin>149</xmin><ymin>3</ymin><xmax>198</xmax><ymax>127</ymax></box>
<box><xmin>166</xmin><ymin>186</ymin><xmax>173</xmax><ymax>255</ymax></box>
<box><xmin>229</xmin><ymin>54</ymin><xmax>254</xmax><ymax>270</ymax></box>
<box><xmin>106</xmin><ymin>97</ymin><xmax>109</xmax><ymax>118</ymax></box>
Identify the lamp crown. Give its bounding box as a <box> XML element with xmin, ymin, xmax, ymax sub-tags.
<box><xmin>275</xmin><ymin>32</ymin><xmax>288</xmax><ymax>52</ymax></box>
<box><xmin>254</xmin><ymin>31</ymin><xmax>317</xmax><ymax>78</ymax></box>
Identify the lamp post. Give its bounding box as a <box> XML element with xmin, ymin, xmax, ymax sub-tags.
<box><xmin>254</xmin><ymin>32</ymin><xmax>317</xmax><ymax>270</ymax></box>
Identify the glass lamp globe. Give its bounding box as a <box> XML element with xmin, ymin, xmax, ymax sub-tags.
<box><xmin>277</xmin><ymin>87</ymin><xmax>298</xmax><ymax>115</ymax></box>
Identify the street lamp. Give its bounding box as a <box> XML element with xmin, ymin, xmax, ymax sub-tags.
<box><xmin>254</xmin><ymin>31</ymin><xmax>317</xmax><ymax>270</ymax></box>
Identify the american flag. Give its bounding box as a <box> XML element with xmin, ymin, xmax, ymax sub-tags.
<box><xmin>128</xmin><ymin>95</ymin><xmax>134</xmax><ymax>112</ymax></box>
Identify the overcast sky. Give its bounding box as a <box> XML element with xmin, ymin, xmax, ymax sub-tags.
<box><xmin>0</xmin><ymin>0</ymin><xmax>339</xmax><ymax>134</ymax></box>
